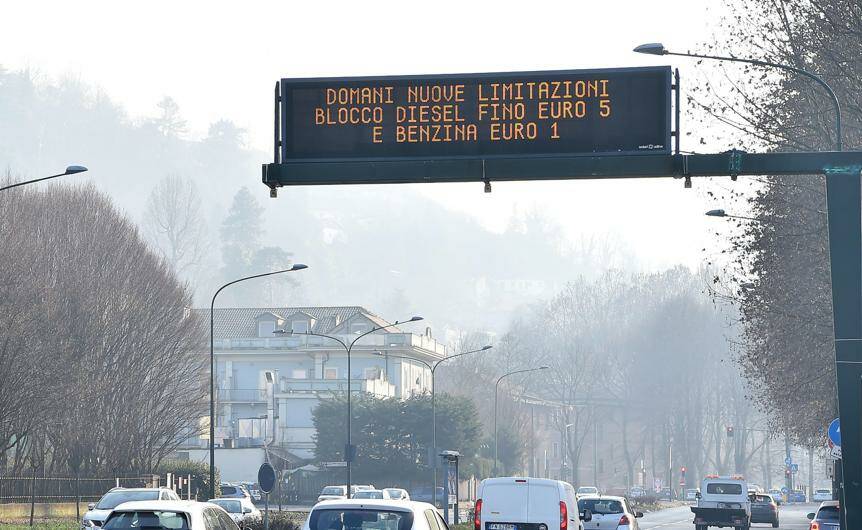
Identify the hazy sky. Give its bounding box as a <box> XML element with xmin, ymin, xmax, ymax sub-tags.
<box><xmin>2</xmin><ymin>0</ymin><xmax>738</xmax><ymax>270</ymax></box>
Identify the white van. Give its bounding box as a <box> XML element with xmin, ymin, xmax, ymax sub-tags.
<box><xmin>475</xmin><ymin>477</ymin><xmax>588</xmax><ymax>530</ymax></box>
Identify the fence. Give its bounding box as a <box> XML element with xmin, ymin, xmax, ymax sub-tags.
<box><xmin>0</xmin><ymin>476</ymin><xmax>150</xmax><ymax>503</ymax></box>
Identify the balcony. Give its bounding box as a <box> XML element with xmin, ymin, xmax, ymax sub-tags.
<box><xmin>277</xmin><ymin>378</ymin><xmax>396</xmax><ymax>398</ymax></box>
<box><xmin>217</xmin><ymin>388</ymin><xmax>268</xmax><ymax>402</ymax></box>
<box><xmin>213</xmin><ymin>332</ymin><xmax>448</xmax><ymax>357</ymax></box>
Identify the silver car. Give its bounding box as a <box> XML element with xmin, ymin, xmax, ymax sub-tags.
<box><xmin>81</xmin><ymin>487</ymin><xmax>180</xmax><ymax>528</ymax></box>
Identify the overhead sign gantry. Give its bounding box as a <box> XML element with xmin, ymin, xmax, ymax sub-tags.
<box><xmin>262</xmin><ymin>66</ymin><xmax>862</xmax><ymax>530</ymax></box>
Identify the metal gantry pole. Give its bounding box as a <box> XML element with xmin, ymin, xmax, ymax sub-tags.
<box><xmin>824</xmin><ymin>166</ymin><xmax>862</xmax><ymax>529</ymax></box>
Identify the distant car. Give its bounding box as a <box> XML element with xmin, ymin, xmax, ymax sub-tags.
<box><xmin>239</xmin><ymin>482</ymin><xmax>262</xmax><ymax>502</ymax></box>
<box><xmin>747</xmin><ymin>483</ymin><xmax>764</xmax><ymax>494</ymax></box>
<box><xmin>578</xmin><ymin>495</ymin><xmax>643</xmax><ymax>530</ymax></box>
<box><xmin>628</xmin><ymin>486</ymin><xmax>646</xmax><ymax>499</ymax></box>
<box><xmin>384</xmin><ymin>488</ymin><xmax>410</xmax><ymax>500</ymax></box>
<box><xmin>410</xmin><ymin>486</ymin><xmax>445</xmax><ymax>506</ymax></box>
<box><xmin>81</xmin><ymin>487</ymin><xmax>180</xmax><ymax>529</ymax></box>
<box><xmin>303</xmin><ymin>499</ymin><xmax>444</xmax><ymax>530</ymax></box>
<box><xmin>658</xmin><ymin>487</ymin><xmax>673</xmax><ymax>501</ymax></box>
<box><xmin>208</xmin><ymin>498</ymin><xmax>261</xmax><ymax>526</ymax></box>
<box><xmin>219</xmin><ymin>483</ymin><xmax>252</xmax><ymax>501</ymax></box>
<box><xmin>576</xmin><ymin>486</ymin><xmax>599</xmax><ymax>497</ymax></box>
<box><xmin>685</xmin><ymin>489</ymin><xmax>699</xmax><ymax>501</ymax></box>
<box><xmin>318</xmin><ymin>485</ymin><xmax>348</xmax><ymax>502</ymax></box>
<box><xmin>812</xmin><ymin>488</ymin><xmax>833</xmax><ymax>502</ymax></box>
<box><xmin>788</xmin><ymin>490</ymin><xmax>806</xmax><ymax>503</ymax></box>
<box><xmin>808</xmin><ymin>500</ymin><xmax>840</xmax><ymax>530</ymax></box>
<box><xmin>750</xmin><ymin>493</ymin><xmax>779</xmax><ymax>528</ymax></box>
<box><xmin>103</xmin><ymin>500</ymin><xmax>238</xmax><ymax>530</ymax></box>
<box><xmin>352</xmin><ymin>489</ymin><xmax>392</xmax><ymax>500</ymax></box>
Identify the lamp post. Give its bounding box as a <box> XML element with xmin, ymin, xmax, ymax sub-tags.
<box><xmin>375</xmin><ymin>345</ymin><xmax>492</xmax><ymax>505</ymax></box>
<box><xmin>208</xmin><ymin>263</ymin><xmax>308</xmax><ymax>499</ymax></box>
<box><xmin>275</xmin><ymin>315</ymin><xmax>423</xmax><ymax>496</ymax></box>
<box><xmin>633</xmin><ymin>42</ymin><xmax>842</xmax><ymax>151</ymax></box>
<box><xmin>563</xmin><ymin>423</ymin><xmax>574</xmax><ymax>483</ymax></box>
<box><xmin>0</xmin><ymin>165</ymin><xmax>88</xmax><ymax>192</ymax></box>
<box><xmin>493</xmin><ymin>366</ymin><xmax>549</xmax><ymax>476</ymax></box>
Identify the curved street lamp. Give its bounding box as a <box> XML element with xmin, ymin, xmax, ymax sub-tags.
<box><xmin>493</xmin><ymin>366</ymin><xmax>549</xmax><ymax>476</ymax></box>
<box><xmin>208</xmin><ymin>263</ymin><xmax>308</xmax><ymax>499</ymax></box>
<box><xmin>374</xmin><ymin>344</ymin><xmax>492</xmax><ymax>505</ymax></box>
<box><xmin>275</xmin><ymin>315</ymin><xmax>423</xmax><ymax>495</ymax></box>
<box><xmin>0</xmin><ymin>165</ymin><xmax>89</xmax><ymax>193</ymax></box>
<box><xmin>705</xmin><ymin>209</ymin><xmax>759</xmax><ymax>221</ymax></box>
<box><xmin>634</xmin><ymin>42</ymin><xmax>842</xmax><ymax>151</ymax></box>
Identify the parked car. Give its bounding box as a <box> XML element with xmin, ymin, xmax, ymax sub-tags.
<box><xmin>102</xmin><ymin>500</ymin><xmax>238</xmax><ymax>530</ymax></box>
<box><xmin>476</xmin><ymin>477</ymin><xmax>587</xmax><ymax>530</ymax></box>
<box><xmin>219</xmin><ymin>483</ymin><xmax>252</xmax><ymax>501</ymax></box>
<box><xmin>577</xmin><ymin>496</ymin><xmax>642</xmax><ymax>530</ymax></box>
<box><xmin>208</xmin><ymin>498</ymin><xmax>261</xmax><ymax>526</ymax></box>
<box><xmin>576</xmin><ymin>486</ymin><xmax>599</xmax><ymax>497</ymax></box>
<box><xmin>658</xmin><ymin>487</ymin><xmax>674</xmax><ymax>501</ymax></box>
<box><xmin>318</xmin><ymin>485</ymin><xmax>349</xmax><ymax>502</ymax></box>
<box><xmin>749</xmin><ymin>493</ymin><xmax>779</xmax><ymax>528</ymax></box>
<box><xmin>81</xmin><ymin>487</ymin><xmax>180</xmax><ymax>529</ymax></box>
<box><xmin>628</xmin><ymin>486</ymin><xmax>646</xmax><ymax>499</ymax></box>
<box><xmin>410</xmin><ymin>486</ymin><xmax>445</xmax><ymax>506</ymax></box>
<box><xmin>384</xmin><ymin>488</ymin><xmax>410</xmax><ymax>500</ymax></box>
<box><xmin>353</xmin><ymin>489</ymin><xmax>393</xmax><ymax>500</ymax></box>
<box><xmin>812</xmin><ymin>488</ymin><xmax>833</xmax><ymax>502</ymax></box>
<box><xmin>239</xmin><ymin>482</ymin><xmax>262</xmax><ymax>502</ymax></box>
<box><xmin>685</xmin><ymin>489</ymin><xmax>699</xmax><ymax>501</ymax></box>
<box><xmin>807</xmin><ymin>501</ymin><xmax>840</xmax><ymax>530</ymax></box>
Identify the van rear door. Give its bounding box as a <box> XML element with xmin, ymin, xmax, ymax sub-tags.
<box><xmin>527</xmin><ymin>481</ymin><xmax>561</xmax><ymax>530</ymax></box>
<box><xmin>483</xmin><ymin>480</ymin><xmax>529</xmax><ymax>530</ymax></box>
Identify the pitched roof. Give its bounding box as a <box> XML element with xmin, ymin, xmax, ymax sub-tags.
<box><xmin>197</xmin><ymin>306</ymin><xmax>399</xmax><ymax>340</ymax></box>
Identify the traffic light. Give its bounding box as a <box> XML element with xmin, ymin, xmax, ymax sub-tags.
<box><xmin>726</xmin><ymin>426</ymin><xmax>734</xmax><ymax>437</ymax></box>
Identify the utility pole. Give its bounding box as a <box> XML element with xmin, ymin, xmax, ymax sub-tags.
<box><xmin>785</xmin><ymin>436</ymin><xmax>793</xmax><ymax>493</ymax></box>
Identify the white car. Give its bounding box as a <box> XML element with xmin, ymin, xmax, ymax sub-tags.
<box><xmin>208</xmin><ymin>497</ymin><xmax>261</xmax><ymax>525</ymax></box>
<box><xmin>385</xmin><ymin>488</ymin><xmax>410</xmax><ymax>500</ymax></box>
<box><xmin>353</xmin><ymin>489</ymin><xmax>393</xmax><ymax>500</ymax></box>
<box><xmin>577</xmin><ymin>496</ymin><xmax>642</xmax><ymax>530</ymax></box>
<box><xmin>476</xmin><ymin>477</ymin><xmax>587</xmax><ymax>530</ymax></box>
<box><xmin>685</xmin><ymin>489</ymin><xmax>699</xmax><ymax>501</ymax></box>
<box><xmin>576</xmin><ymin>486</ymin><xmax>599</xmax><ymax>498</ymax></box>
<box><xmin>303</xmin><ymin>499</ymin><xmax>445</xmax><ymax>530</ymax></box>
<box><xmin>102</xmin><ymin>500</ymin><xmax>238</xmax><ymax>530</ymax></box>
<box><xmin>319</xmin><ymin>485</ymin><xmax>349</xmax><ymax>502</ymax></box>
<box><xmin>81</xmin><ymin>487</ymin><xmax>180</xmax><ymax>529</ymax></box>
<box><xmin>812</xmin><ymin>488</ymin><xmax>833</xmax><ymax>502</ymax></box>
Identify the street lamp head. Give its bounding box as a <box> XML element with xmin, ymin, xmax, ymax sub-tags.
<box><xmin>539</xmin><ymin>365</ymin><xmax>550</xmax><ymax>370</ymax></box>
<box><xmin>65</xmin><ymin>165</ymin><xmax>88</xmax><ymax>175</ymax></box>
<box><xmin>705</xmin><ymin>209</ymin><xmax>728</xmax><ymax>217</ymax></box>
<box><xmin>409</xmin><ymin>316</ymin><xmax>424</xmax><ymax>322</ymax></box>
<box><xmin>290</xmin><ymin>263</ymin><xmax>308</xmax><ymax>271</ymax></box>
<box><xmin>481</xmin><ymin>345</ymin><xmax>493</xmax><ymax>351</ymax></box>
<box><xmin>633</xmin><ymin>43</ymin><xmax>668</xmax><ymax>56</ymax></box>
<box><xmin>272</xmin><ymin>329</ymin><xmax>293</xmax><ymax>335</ymax></box>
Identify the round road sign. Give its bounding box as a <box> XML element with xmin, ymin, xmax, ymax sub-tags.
<box><xmin>828</xmin><ymin>418</ymin><xmax>841</xmax><ymax>447</ymax></box>
<box><xmin>258</xmin><ymin>462</ymin><xmax>276</xmax><ymax>494</ymax></box>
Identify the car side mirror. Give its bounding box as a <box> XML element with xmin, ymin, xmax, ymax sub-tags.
<box><xmin>695</xmin><ymin>491</ymin><xmax>701</xmax><ymax>499</ymax></box>
<box><xmin>807</xmin><ymin>513</ymin><xmax>816</xmax><ymax>520</ymax></box>
<box><xmin>244</xmin><ymin>507</ymin><xmax>252</xmax><ymax>514</ymax></box>
<box><xmin>635</xmin><ymin>512</ymin><xmax>643</xmax><ymax>518</ymax></box>
<box><xmin>87</xmin><ymin>503</ymin><xmax>96</xmax><ymax>511</ymax></box>
<box><xmin>579</xmin><ymin>509</ymin><xmax>592</xmax><ymax>522</ymax></box>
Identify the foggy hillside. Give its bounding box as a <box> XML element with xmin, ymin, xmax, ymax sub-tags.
<box><xmin>1</xmin><ymin>67</ymin><xmax>638</xmax><ymax>335</ymax></box>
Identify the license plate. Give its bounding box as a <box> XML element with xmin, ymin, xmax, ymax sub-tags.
<box><xmin>487</xmin><ymin>524</ymin><xmax>516</xmax><ymax>530</ymax></box>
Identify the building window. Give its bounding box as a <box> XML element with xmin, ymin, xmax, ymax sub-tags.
<box><xmin>292</xmin><ymin>369</ymin><xmax>307</xmax><ymax>379</ymax></box>
<box><xmin>291</xmin><ymin>320</ymin><xmax>309</xmax><ymax>334</ymax></box>
<box><xmin>350</xmin><ymin>322</ymin><xmax>369</xmax><ymax>334</ymax></box>
<box><xmin>258</xmin><ymin>321</ymin><xmax>276</xmax><ymax>337</ymax></box>
<box><xmin>324</xmin><ymin>367</ymin><xmax>338</xmax><ymax>380</ymax></box>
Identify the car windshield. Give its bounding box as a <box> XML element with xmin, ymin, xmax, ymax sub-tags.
<box><xmin>706</xmin><ymin>483</ymin><xmax>742</xmax><ymax>495</ymax></box>
<box><xmin>309</xmin><ymin>509</ymin><xmax>413</xmax><ymax>530</ymax></box>
<box><xmin>577</xmin><ymin>487</ymin><xmax>597</xmax><ymax>493</ymax></box>
<box><xmin>322</xmin><ymin>487</ymin><xmax>344</xmax><ymax>495</ymax></box>
<box><xmin>384</xmin><ymin>489</ymin><xmax>402</xmax><ymax>498</ymax></box>
<box><xmin>354</xmin><ymin>491</ymin><xmax>384</xmax><ymax>499</ymax></box>
<box><xmin>577</xmin><ymin>499</ymin><xmax>623</xmax><ymax>515</ymax></box>
<box><xmin>220</xmin><ymin>486</ymin><xmax>238</xmax><ymax>495</ymax></box>
<box><xmin>817</xmin><ymin>507</ymin><xmax>840</xmax><ymax>522</ymax></box>
<box><xmin>209</xmin><ymin>499</ymin><xmax>242</xmax><ymax>513</ymax></box>
<box><xmin>103</xmin><ymin>510</ymin><xmax>189</xmax><ymax>530</ymax></box>
<box><xmin>96</xmin><ymin>491</ymin><xmax>160</xmax><ymax>510</ymax></box>
<box><xmin>753</xmin><ymin>495</ymin><xmax>771</xmax><ymax>503</ymax></box>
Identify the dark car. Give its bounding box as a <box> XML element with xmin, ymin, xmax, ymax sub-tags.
<box><xmin>808</xmin><ymin>501</ymin><xmax>840</xmax><ymax>530</ymax></box>
<box><xmin>750</xmin><ymin>494</ymin><xmax>779</xmax><ymax>527</ymax></box>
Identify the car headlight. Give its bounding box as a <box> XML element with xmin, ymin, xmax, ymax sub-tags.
<box><xmin>81</xmin><ymin>520</ymin><xmax>96</xmax><ymax>528</ymax></box>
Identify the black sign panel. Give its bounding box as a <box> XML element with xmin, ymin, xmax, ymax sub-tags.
<box><xmin>278</xmin><ymin>67</ymin><xmax>671</xmax><ymax>162</ymax></box>
<box><xmin>258</xmin><ymin>462</ymin><xmax>276</xmax><ymax>494</ymax></box>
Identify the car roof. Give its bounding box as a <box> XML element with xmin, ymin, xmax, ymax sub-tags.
<box><xmin>313</xmin><ymin>499</ymin><xmax>432</xmax><ymax>512</ymax></box>
<box><xmin>108</xmin><ymin>487</ymin><xmax>170</xmax><ymax>492</ymax></box>
<box><xmin>577</xmin><ymin>495</ymin><xmax>625</xmax><ymax>502</ymax></box>
<box><xmin>819</xmin><ymin>500</ymin><xmax>840</xmax><ymax>507</ymax></box>
<box><xmin>112</xmin><ymin>500</ymin><xmax>206</xmax><ymax>513</ymax></box>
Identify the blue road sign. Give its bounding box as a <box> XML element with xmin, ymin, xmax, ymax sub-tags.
<box><xmin>781</xmin><ymin>486</ymin><xmax>789</xmax><ymax>494</ymax></box>
<box><xmin>829</xmin><ymin>418</ymin><xmax>841</xmax><ymax>447</ymax></box>
<box><xmin>791</xmin><ymin>463</ymin><xmax>799</xmax><ymax>473</ymax></box>
<box><xmin>784</xmin><ymin>456</ymin><xmax>792</xmax><ymax>466</ymax></box>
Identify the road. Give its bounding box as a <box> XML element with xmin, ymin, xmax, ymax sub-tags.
<box><xmin>638</xmin><ymin>503</ymin><xmax>816</xmax><ymax>530</ymax></box>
